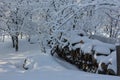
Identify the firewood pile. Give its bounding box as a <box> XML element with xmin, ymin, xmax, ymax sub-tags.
<box><xmin>51</xmin><ymin>43</ymin><xmax>99</xmax><ymax>73</ymax></box>
<box><xmin>50</xmin><ymin>35</ymin><xmax>116</xmax><ymax>75</ymax></box>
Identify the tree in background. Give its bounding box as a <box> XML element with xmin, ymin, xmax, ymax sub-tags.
<box><xmin>0</xmin><ymin>0</ymin><xmax>33</xmax><ymax>51</ymax></box>
<box><xmin>0</xmin><ymin>0</ymin><xmax>120</xmax><ymax>51</ymax></box>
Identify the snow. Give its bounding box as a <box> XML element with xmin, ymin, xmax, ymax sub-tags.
<box><xmin>72</xmin><ymin>43</ymin><xmax>82</xmax><ymax>50</ymax></box>
<box><xmin>67</xmin><ymin>34</ymin><xmax>115</xmax><ymax>55</ymax></box>
<box><xmin>91</xmin><ymin>39</ymin><xmax>115</xmax><ymax>50</ymax></box>
<box><xmin>107</xmin><ymin>51</ymin><xmax>117</xmax><ymax>73</ymax></box>
<box><xmin>93</xmin><ymin>46</ymin><xmax>110</xmax><ymax>55</ymax></box>
<box><xmin>81</xmin><ymin>43</ymin><xmax>93</xmax><ymax>54</ymax></box>
<box><xmin>0</xmin><ymin>37</ymin><xmax>120</xmax><ymax>80</ymax></box>
<box><xmin>68</xmin><ymin>35</ymin><xmax>82</xmax><ymax>44</ymax></box>
<box><xmin>0</xmin><ymin>0</ymin><xmax>119</xmax><ymax>79</ymax></box>
<box><xmin>96</xmin><ymin>51</ymin><xmax>117</xmax><ymax>73</ymax></box>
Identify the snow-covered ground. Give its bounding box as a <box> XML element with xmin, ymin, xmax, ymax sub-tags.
<box><xmin>0</xmin><ymin>37</ymin><xmax>120</xmax><ymax>80</ymax></box>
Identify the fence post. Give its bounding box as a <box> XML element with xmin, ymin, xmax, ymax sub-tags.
<box><xmin>116</xmin><ymin>46</ymin><xmax>120</xmax><ymax>76</ymax></box>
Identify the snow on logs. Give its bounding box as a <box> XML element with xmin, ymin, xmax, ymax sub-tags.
<box><xmin>51</xmin><ymin>33</ymin><xmax>116</xmax><ymax>75</ymax></box>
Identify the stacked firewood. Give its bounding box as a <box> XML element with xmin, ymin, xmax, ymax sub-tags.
<box><xmin>98</xmin><ymin>62</ymin><xmax>116</xmax><ymax>75</ymax></box>
<box><xmin>51</xmin><ymin>44</ymin><xmax>98</xmax><ymax>73</ymax></box>
<box><xmin>51</xmin><ymin>41</ymin><xmax>116</xmax><ymax>75</ymax></box>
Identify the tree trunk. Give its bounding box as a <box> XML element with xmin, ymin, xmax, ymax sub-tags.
<box><xmin>11</xmin><ymin>36</ymin><xmax>19</xmax><ymax>51</ymax></box>
<box><xmin>15</xmin><ymin>36</ymin><xmax>18</xmax><ymax>51</ymax></box>
<box><xmin>21</xmin><ymin>32</ymin><xmax>23</xmax><ymax>39</ymax></box>
<box><xmin>12</xmin><ymin>36</ymin><xmax>15</xmax><ymax>48</ymax></box>
<box><xmin>28</xmin><ymin>35</ymin><xmax>31</xmax><ymax>42</ymax></box>
<box><xmin>2</xmin><ymin>35</ymin><xmax>5</xmax><ymax>42</ymax></box>
<box><xmin>116</xmin><ymin>46</ymin><xmax>120</xmax><ymax>76</ymax></box>
<box><xmin>28</xmin><ymin>38</ymin><xmax>30</xmax><ymax>42</ymax></box>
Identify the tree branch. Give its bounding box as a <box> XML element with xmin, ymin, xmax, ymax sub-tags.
<box><xmin>0</xmin><ymin>28</ymin><xmax>7</xmax><ymax>31</ymax></box>
<box><xmin>105</xmin><ymin>12</ymin><xmax>120</xmax><ymax>21</ymax></box>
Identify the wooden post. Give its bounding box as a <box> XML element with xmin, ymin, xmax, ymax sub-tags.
<box><xmin>116</xmin><ymin>46</ymin><xmax>120</xmax><ymax>76</ymax></box>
